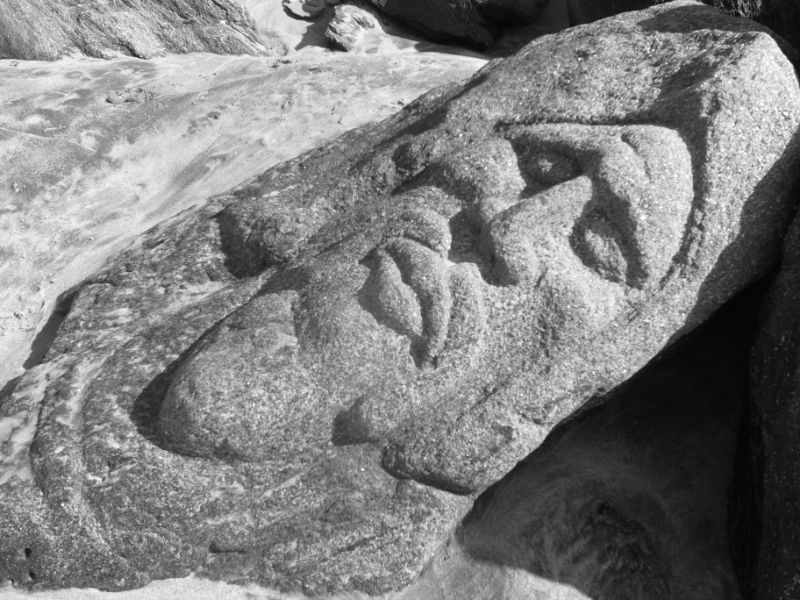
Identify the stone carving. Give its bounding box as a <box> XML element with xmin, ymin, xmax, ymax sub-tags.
<box><xmin>1</xmin><ymin>1</ymin><xmax>798</xmax><ymax>594</ymax></box>
<box><xmin>159</xmin><ymin>122</ymin><xmax>695</xmax><ymax>472</ymax></box>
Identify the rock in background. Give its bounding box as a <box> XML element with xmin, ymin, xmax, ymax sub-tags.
<box><xmin>357</xmin><ymin>0</ymin><xmax>800</xmax><ymax>56</ymax></box>
<box><xmin>325</xmin><ymin>1</ymin><xmax>381</xmax><ymax>51</ymax></box>
<box><xmin>0</xmin><ymin>0</ymin><xmax>278</xmax><ymax>60</ymax></box>
<box><xmin>751</xmin><ymin>192</ymin><xmax>800</xmax><ymax>600</ymax></box>
<box><xmin>363</xmin><ymin>0</ymin><xmax>497</xmax><ymax>48</ymax></box>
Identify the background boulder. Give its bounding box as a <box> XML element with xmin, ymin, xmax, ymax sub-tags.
<box><xmin>0</xmin><ymin>0</ymin><xmax>278</xmax><ymax>60</ymax></box>
<box><xmin>750</xmin><ymin>196</ymin><xmax>800</xmax><ymax>600</ymax></box>
<box><xmin>363</xmin><ymin>0</ymin><xmax>496</xmax><ymax>47</ymax></box>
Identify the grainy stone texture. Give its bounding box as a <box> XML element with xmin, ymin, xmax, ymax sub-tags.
<box><xmin>750</xmin><ymin>199</ymin><xmax>800</xmax><ymax>600</ymax></box>
<box><xmin>1</xmin><ymin>2</ymin><xmax>799</xmax><ymax>595</ymax></box>
<box><xmin>325</xmin><ymin>1</ymin><xmax>380</xmax><ymax>51</ymax></box>
<box><xmin>408</xmin><ymin>285</ymin><xmax>758</xmax><ymax>600</ymax></box>
<box><xmin>0</xmin><ymin>0</ymin><xmax>276</xmax><ymax>60</ymax></box>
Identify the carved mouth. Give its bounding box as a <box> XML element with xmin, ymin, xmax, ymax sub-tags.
<box><xmin>380</xmin><ymin>237</ymin><xmax>453</xmax><ymax>365</ymax></box>
<box><xmin>362</xmin><ymin>209</ymin><xmax>485</xmax><ymax>367</ymax></box>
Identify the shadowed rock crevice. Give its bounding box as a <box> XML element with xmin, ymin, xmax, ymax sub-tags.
<box><xmin>451</xmin><ymin>280</ymin><xmax>766</xmax><ymax>600</ymax></box>
<box><xmin>21</xmin><ymin>290</ymin><xmax>76</xmax><ymax>371</ymax></box>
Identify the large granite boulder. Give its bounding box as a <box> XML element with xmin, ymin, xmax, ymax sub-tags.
<box><xmin>1</xmin><ymin>1</ymin><xmax>799</xmax><ymax>595</ymax></box>
<box><xmin>0</xmin><ymin>0</ymin><xmax>276</xmax><ymax>60</ymax></box>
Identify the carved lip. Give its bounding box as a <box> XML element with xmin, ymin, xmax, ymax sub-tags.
<box><xmin>382</xmin><ymin>237</ymin><xmax>452</xmax><ymax>364</ymax></box>
<box><xmin>367</xmin><ymin>210</ymin><xmax>459</xmax><ymax>365</ymax></box>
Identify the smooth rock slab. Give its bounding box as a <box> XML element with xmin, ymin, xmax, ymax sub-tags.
<box><xmin>1</xmin><ymin>1</ymin><xmax>799</xmax><ymax>595</ymax></box>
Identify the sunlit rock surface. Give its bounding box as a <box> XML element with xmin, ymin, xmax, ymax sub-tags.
<box><xmin>1</xmin><ymin>1</ymin><xmax>799</xmax><ymax>598</ymax></box>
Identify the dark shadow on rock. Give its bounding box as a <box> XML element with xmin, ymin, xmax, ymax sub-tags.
<box><xmin>458</xmin><ymin>279</ymin><xmax>767</xmax><ymax>599</ymax></box>
<box><xmin>22</xmin><ymin>289</ymin><xmax>76</xmax><ymax>370</ymax></box>
<box><xmin>129</xmin><ymin>358</ymin><xmax>181</xmax><ymax>449</ymax></box>
<box><xmin>0</xmin><ymin>374</ymin><xmax>21</xmax><ymax>405</ymax></box>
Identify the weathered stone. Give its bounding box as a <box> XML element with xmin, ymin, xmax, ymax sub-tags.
<box><xmin>0</xmin><ymin>0</ymin><xmax>276</xmax><ymax>60</ymax></box>
<box><xmin>325</xmin><ymin>1</ymin><xmax>380</xmax><ymax>51</ymax></box>
<box><xmin>1</xmin><ymin>1</ymin><xmax>799</xmax><ymax>594</ymax></box>
<box><xmin>750</xmin><ymin>198</ymin><xmax>800</xmax><ymax>599</ymax></box>
<box><xmin>363</xmin><ymin>0</ymin><xmax>496</xmax><ymax>48</ymax></box>
<box><xmin>406</xmin><ymin>285</ymin><xmax>758</xmax><ymax>599</ymax></box>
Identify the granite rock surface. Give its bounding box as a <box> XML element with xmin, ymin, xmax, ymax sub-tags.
<box><xmin>325</xmin><ymin>2</ymin><xmax>380</xmax><ymax>51</ymax></box>
<box><xmin>0</xmin><ymin>0</ymin><xmax>277</xmax><ymax>60</ymax></box>
<box><xmin>1</xmin><ymin>1</ymin><xmax>799</xmax><ymax>596</ymax></box>
<box><xmin>407</xmin><ymin>286</ymin><xmax>758</xmax><ymax>599</ymax></box>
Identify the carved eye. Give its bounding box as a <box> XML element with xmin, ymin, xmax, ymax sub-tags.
<box><xmin>526</xmin><ymin>150</ymin><xmax>581</xmax><ymax>187</ymax></box>
<box><xmin>570</xmin><ymin>208</ymin><xmax>630</xmax><ymax>285</ymax></box>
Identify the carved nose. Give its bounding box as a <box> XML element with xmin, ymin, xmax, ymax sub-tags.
<box><xmin>481</xmin><ymin>176</ymin><xmax>593</xmax><ymax>285</ymax></box>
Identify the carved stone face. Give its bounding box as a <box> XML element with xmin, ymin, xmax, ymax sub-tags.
<box><xmin>7</xmin><ymin>4</ymin><xmax>799</xmax><ymax>592</ymax></box>
<box><xmin>158</xmin><ymin>122</ymin><xmax>694</xmax><ymax>485</ymax></box>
